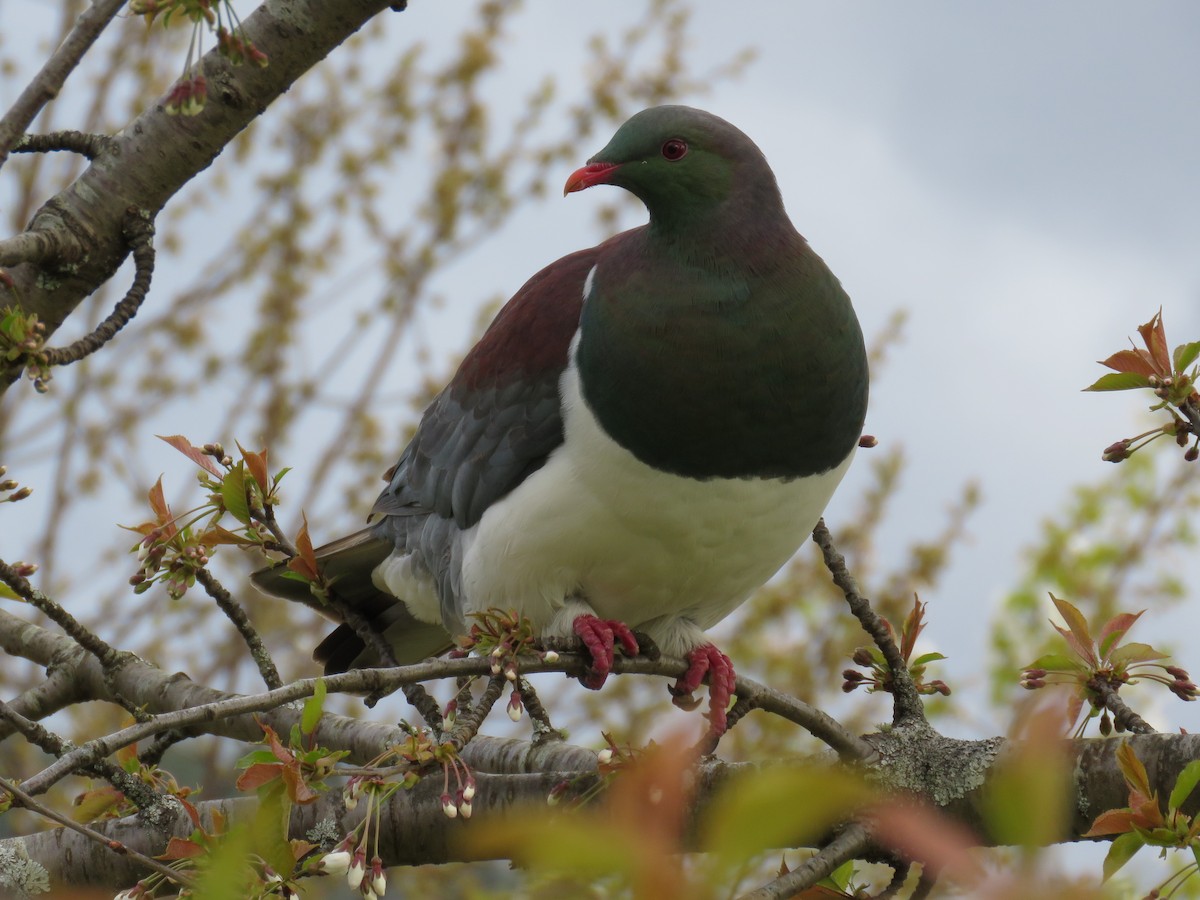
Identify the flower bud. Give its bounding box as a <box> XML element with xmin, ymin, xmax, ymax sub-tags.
<box><xmin>318</xmin><ymin>850</ymin><xmax>351</xmax><ymax>876</ymax></box>
<box><xmin>347</xmin><ymin>848</ymin><xmax>366</xmax><ymax>889</ymax></box>
<box><xmin>369</xmin><ymin>857</ymin><xmax>386</xmax><ymax>895</ymax></box>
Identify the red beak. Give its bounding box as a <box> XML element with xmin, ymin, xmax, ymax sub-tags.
<box><xmin>564</xmin><ymin>161</ymin><xmax>620</xmax><ymax>196</ymax></box>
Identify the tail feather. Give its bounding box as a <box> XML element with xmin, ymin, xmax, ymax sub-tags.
<box><xmin>251</xmin><ymin>528</ymin><xmax>452</xmax><ymax>673</ymax></box>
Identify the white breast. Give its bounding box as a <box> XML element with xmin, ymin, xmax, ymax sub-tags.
<box><xmin>453</xmin><ymin>334</ymin><xmax>854</xmax><ymax>657</ymax></box>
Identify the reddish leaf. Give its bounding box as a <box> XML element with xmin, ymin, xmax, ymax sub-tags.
<box><xmin>235</xmin><ymin>762</ymin><xmax>283</xmax><ymax>792</ymax></box>
<box><xmin>157</xmin><ymin>434</ymin><xmax>223</xmax><ymax>478</ymax></box>
<box><xmin>1051</xmin><ymin>622</ymin><xmax>1095</xmax><ymax>668</ymax></box>
<box><xmin>1137</xmin><ymin>309</ymin><xmax>1171</xmax><ymax>376</ymax></box>
<box><xmin>115</xmin><ymin>742</ymin><xmax>139</xmax><ymax>769</ymax></box>
<box><xmin>1083</xmin><ymin>808</ymin><xmax>1139</xmax><ymax>837</ymax></box>
<box><xmin>1116</xmin><ymin>742</ymin><xmax>1154</xmax><ymax>802</ymax></box>
<box><xmin>147</xmin><ymin>476</ymin><xmax>171</xmax><ymax>526</ymax></box>
<box><xmin>180</xmin><ymin>796</ymin><xmax>202</xmax><ymax>828</ymax></box>
<box><xmin>280</xmin><ymin>764</ymin><xmax>321</xmax><ymax>805</ymax></box>
<box><xmin>159</xmin><ymin>836</ymin><xmax>206</xmax><ymax>860</ymax></box>
<box><xmin>1098</xmin><ymin>349</ymin><xmax>1157</xmax><ymax>378</ymax></box>
<box><xmin>1129</xmin><ymin>789</ymin><xmax>1164</xmax><ymax>829</ymax></box>
<box><xmin>262</xmin><ymin>723</ymin><xmax>295</xmax><ymax>765</ymax></box>
<box><xmin>290</xmin><ymin>838</ymin><xmax>319</xmax><ymax>861</ymax></box>
<box><xmin>1050</xmin><ymin>594</ymin><xmax>1096</xmax><ymax>666</ymax></box>
<box><xmin>1097</xmin><ymin>611</ymin><xmax>1144</xmax><ymax>660</ymax></box>
<box><xmin>900</xmin><ymin>597</ymin><xmax>927</xmax><ymax>661</ymax></box>
<box><xmin>238</xmin><ymin>442</ymin><xmax>270</xmax><ymax>493</ymax></box>
<box><xmin>287</xmin><ymin>515</ymin><xmax>320</xmax><ymax>582</ymax></box>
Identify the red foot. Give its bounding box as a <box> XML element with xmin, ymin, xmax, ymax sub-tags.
<box><xmin>669</xmin><ymin>644</ymin><xmax>736</xmax><ymax>736</ymax></box>
<box><xmin>572</xmin><ymin>615</ymin><xmax>641</xmax><ymax>690</ymax></box>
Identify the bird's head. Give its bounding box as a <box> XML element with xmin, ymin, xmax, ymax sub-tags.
<box><xmin>564</xmin><ymin>105</ymin><xmax>782</xmax><ymax>232</ymax></box>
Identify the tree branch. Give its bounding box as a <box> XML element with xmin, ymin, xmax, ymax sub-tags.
<box><xmin>0</xmin><ymin>0</ymin><xmax>403</xmax><ymax>361</ymax></box>
<box><xmin>737</xmin><ymin>824</ymin><xmax>872</xmax><ymax>900</ymax></box>
<box><xmin>0</xmin><ymin>0</ymin><xmax>127</xmax><ymax>165</ymax></box>
<box><xmin>7</xmin><ymin>732</ymin><xmax>1200</xmax><ymax>890</ymax></box>
<box><xmin>813</xmin><ymin>519</ymin><xmax>927</xmax><ymax>726</ymax></box>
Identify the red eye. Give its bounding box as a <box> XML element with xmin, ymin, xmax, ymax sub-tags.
<box><xmin>661</xmin><ymin>139</ymin><xmax>688</xmax><ymax>161</ymax></box>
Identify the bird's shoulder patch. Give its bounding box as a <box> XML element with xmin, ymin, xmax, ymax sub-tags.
<box><xmin>455</xmin><ymin>245</ymin><xmax>600</xmax><ymax>392</ymax></box>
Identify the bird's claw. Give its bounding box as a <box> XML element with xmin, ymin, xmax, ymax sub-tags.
<box><xmin>670</xmin><ymin>644</ymin><xmax>736</xmax><ymax>736</ymax></box>
<box><xmin>571</xmin><ymin>615</ymin><xmax>640</xmax><ymax>690</ymax></box>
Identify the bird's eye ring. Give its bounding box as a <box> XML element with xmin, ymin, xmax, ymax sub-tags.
<box><xmin>661</xmin><ymin>139</ymin><xmax>688</xmax><ymax>161</ymax></box>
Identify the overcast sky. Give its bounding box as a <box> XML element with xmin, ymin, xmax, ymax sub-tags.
<box><xmin>4</xmin><ymin>2</ymin><xmax>1200</xmax><ymax>738</ymax></box>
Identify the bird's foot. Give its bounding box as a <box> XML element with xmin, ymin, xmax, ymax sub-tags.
<box><xmin>669</xmin><ymin>643</ymin><xmax>736</xmax><ymax>736</ymax></box>
<box><xmin>570</xmin><ymin>615</ymin><xmax>641</xmax><ymax>690</ymax></box>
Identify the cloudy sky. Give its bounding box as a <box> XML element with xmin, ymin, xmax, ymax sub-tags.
<box><xmin>4</xmin><ymin>2</ymin><xmax>1200</xmax><ymax>736</ymax></box>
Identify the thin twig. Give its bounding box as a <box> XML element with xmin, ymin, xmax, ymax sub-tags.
<box><xmin>737</xmin><ymin>824</ymin><xmax>872</xmax><ymax>899</ymax></box>
<box><xmin>42</xmin><ymin>208</ymin><xmax>156</xmax><ymax>366</ymax></box>
<box><xmin>0</xmin><ymin>0</ymin><xmax>127</xmax><ymax>165</ymax></box>
<box><xmin>516</xmin><ymin>676</ymin><xmax>560</xmax><ymax>742</ymax></box>
<box><xmin>322</xmin><ymin>584</ymin><xmax>445</xmax><ymax>728</ymax></box>
<box><xmin>813</xmin><ymin>519</ymin><xmax>926</xmax><ymax>727</ymax></box>
<box><xmin>194</xmin><ymin>568</ymin><xmax>282</xmax><ymax>690</ymax></box>
<box><xmin>449</xmin><ymin>674</ymin><xmax>505</xmax><ymax>749</ymax></box>
<box><xmin>911</xmin><ymin>868</ymin><xmax>937</xmax><ymax>899</ymax></box>
<box><xmin>0</xmin><ymin>774</ymin><xmax>191</xmax><ymax>889</ymax></box>
<box><xmin>13</xmin><ymin>130</ymin><xmax>111</xmax><ymax>159</ymax></box>
<box><xmin>0</xmin><ymin>557</ymin><xmax>119</xmax><ymax>666</ymax></box>
<box><xmin>877</xmin><ymin>859</ymin><xmax>912</xmax><ymax>898</ymax></box>
<box><xmin>17</xmin><ymin>650</ymin><xmax>862</xmax><ymax>796</ymax></box>
<box><xmin>0</xmin><ymin>700</ymin><xmax>165</xmax><ymax>812</ymax></box>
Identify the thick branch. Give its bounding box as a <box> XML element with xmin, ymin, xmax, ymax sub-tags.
<box><xmin>6</xmin><ymin>732</ymin><xmax>1200</xmax><ymax>890</ymax></box>
<box><xmin>0</xmin><ymin>0</ymin><xmax>401</xmax><ymax>356</ymax></box>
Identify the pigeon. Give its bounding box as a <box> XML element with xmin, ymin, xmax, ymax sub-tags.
<box><xmin>253</xmin><ymin>105</ymin><xmax>869</xmax><ymax>735</ymax></box>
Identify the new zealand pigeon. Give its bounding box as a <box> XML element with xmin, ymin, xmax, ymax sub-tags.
<box><xmin>253</xmin><ymin>105</ymin><xmax>869</xmax><ymax>735</ymax></box>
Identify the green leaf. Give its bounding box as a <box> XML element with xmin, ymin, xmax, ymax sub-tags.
<box><xmin>1108</xmin><ymin>642</ymin><xmax>1169</xmax><ymax>667</ymax></box>
<box><xmin>982</xmin><ymin>748</ymin><xmax>1071</xmax><ymax>847</ymax></box>
<box><xmin>236</xmin><ymin>749</ymin><xmax>281</xmax><ymax>768</ymax></box>
<box><xmin>301</xmin><ymin>679</ymin><xmax>326</xmax><ymax>737</ymax></box>
<box><xmin>1169</xmin><ymin>760</ymin><xmax>1200</xmax><ymax>812</ymax></box>
<box><xmin>824</xmin><ymin>859</ymin><xmax>855</xmax><ymax>890</ymax></box>
<box><xmin>1083</xmin><ymin>372</ymin><xmax>1153</xmax><ymax>392</ymax></box>
<box><xmin>221</xmin><ymin>465</ymin><xmax>252</xmax><ymax>525</ymax></box>
<box><xmin>1102</xmin><ymin>831</ymin><xmax>1144</xmax><ymax>881</ymax></box>
<box><xmin>909</xmin><ymin>652</ymin><xmax>947</xmax><ymax>667</ymax></box>
<box><xmin>701</xmin><ymin>766</ymin><xmax>870</xmax><ymax>871</ymax></box>
<box><xmin>1173</xmin><ymin>341</ymin><xmax>1200</xmax><ymax>373</ymax></box>
<box><xmin>1025</xmin><ymin>652</ymin><xmax>1082</xmax><ymax>672</ymax></box>
<box><xmin>0</xmin><ymin>582</ymin><xmax>21</xmax><ymax>601</ymax></box>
